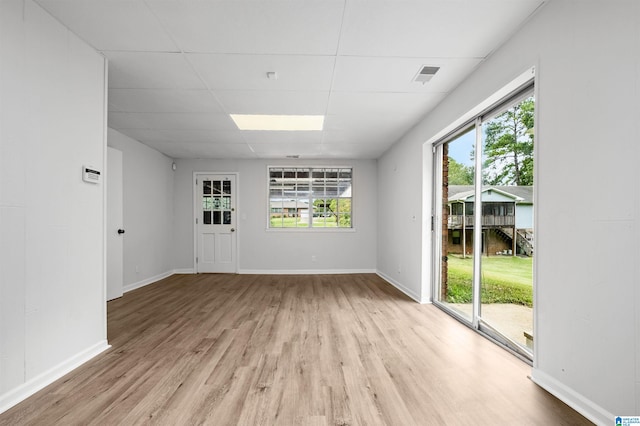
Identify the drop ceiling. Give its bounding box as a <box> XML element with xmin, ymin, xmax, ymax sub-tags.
<box><xmin>35</xmin><ymin>0</ymin><xmax>545</xmax><ymax>160</ymax></box>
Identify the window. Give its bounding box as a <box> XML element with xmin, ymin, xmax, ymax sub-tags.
<box><xmin>269</xmin><ymin>167</ymin><xmax>352</xmax><ymax>229</ymax></box>
<box><xmin>451</xmin><ymin>203</ymin><xmax>464</xmax><ymax>215</ymax></box>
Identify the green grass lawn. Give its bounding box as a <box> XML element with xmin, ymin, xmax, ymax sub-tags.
<box><xmin>446</xmin><ymin>254</ymin><xmax>533</xmax><ymax>307</ymax></box>
<box><xmin>270</xmin><ymin>216</ymin><xmax>339</xmax><ymax>228</ymax></box>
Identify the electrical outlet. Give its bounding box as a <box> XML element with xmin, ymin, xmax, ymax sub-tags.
<box><xmin>311</xmin><ymin>255</ymin><xmax>317</xmax><ymax>262</ymax></box>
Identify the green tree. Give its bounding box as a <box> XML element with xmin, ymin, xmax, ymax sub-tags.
<box><xmin>313</xmin><ymin>198</ymin><xmax>351</xmax><ymax>227</ymax></box>
<box><xmin>482</xmin><ymin>97</ymin><xmax>534</xmax><ymax>186</ymax></box>
<box><xmin>448</xmin><ymin>157</ymin><xmax>473</xmax><ymax>185</ymax></box>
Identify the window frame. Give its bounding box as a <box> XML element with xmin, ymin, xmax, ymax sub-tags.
<box><xmin>266</xmin><ymin>165</ymin><xmax>355</xmax><ymax>232</ymax></box>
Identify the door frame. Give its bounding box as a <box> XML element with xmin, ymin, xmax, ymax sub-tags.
<box><xmin>192</xmin><ymin>171</ymin><xmax>240</xmax><ymax>273</ymax></box>
<box><xmin>106</xmin><ymin>146</ymin><xmax>124</xmax><ymax>301</ymax></box>
<box><xmin>427</xmin><ymin>69</ymin><xmax>537</xmax><ymax>362</ymax></box>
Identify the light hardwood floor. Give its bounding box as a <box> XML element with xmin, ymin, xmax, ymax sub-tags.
<box><xmin>0</xmin><ymin>273</ymin><xmax>590</xmax><ymax>425</ymax></box>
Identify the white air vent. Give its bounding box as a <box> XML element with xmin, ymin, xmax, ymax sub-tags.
<box><xmin>414</xmin><ymin>66</ymin><xmax>440</xmax><ymax>84</ymax></box>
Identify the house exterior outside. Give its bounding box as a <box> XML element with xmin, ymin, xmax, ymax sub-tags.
<box><xmin>447</xmin><ymin>185</ymin><xmax>533</xmax><ymax>256</ymax></box>
<box><xmin>270</xmin><ymin>200</ymin><xmax>310</xmax><ymax>218</ymax></box>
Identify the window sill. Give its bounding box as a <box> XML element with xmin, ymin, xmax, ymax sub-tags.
<box><xmin>265</xmin><ymin>227</ymin><xmax>356</xmax><ymax>233</ymax></box>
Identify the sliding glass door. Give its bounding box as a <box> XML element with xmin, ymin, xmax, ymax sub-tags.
<box><xmin>433</xmin><ymin>90</ymin><xmax>535</xmax><ymax>360</ymax></box>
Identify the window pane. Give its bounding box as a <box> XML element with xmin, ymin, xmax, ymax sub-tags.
<box><xmin>480</xmin><ymin>95</ymin><xmax>534</xmax><ymax>354</ymax></box>
<box><xmin>203</xmin><ymin>180</ymin><xmax>212</xmax><ymax>195</ymax></box>
<box><xmin>435</xmin><ymin>126</ymin><xmax>475</xmax><ymax>322</ymax></box>
<box><xmin>203</xmin><ymin>211</ymin><xmax>212</xmax><ymax>225</ymax></box>
<box><xmin>223</xmin><ymin>211</ymin><xmax>231</xmax><ymax>225</ymax></box>
<box><xmin>270</xmin><ymin>170</ymin><xmax>283</xmax><ymax>180</ymax></box>
<box><xmin>268</xmin><ymin>167</ymin><xmax>352</xmax><ymax>229</ymax></box>
<box><xmin>338</xmin><ymin>213</ymin><xmax>351</xmax><ymax>228</ymax></box>
<box><xmin>203</xmin><ymin>196</ymin><xmax>212</xmax><ymax>210</ymax></box>
<box><xmin>212</xmin><ymin>181</ymin><xmax>221</xmax><ymax>195</ymax></box>
<box><xmin>223</xmin><ymin>180</ymin><xmax>231</xmax><ymax>195</ymax></box>
<box><xmin>213</xmin><ymin>211</ymin><xmax>221</xmax><ymax>225</ymax></box>
<box><xmin>212</xmin><ymin>197</ymin><xmax>221</xmax><ymax>210</ymax></box>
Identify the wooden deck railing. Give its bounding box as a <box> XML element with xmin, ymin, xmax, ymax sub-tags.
<box><xmin>448</xmin><ymin>215</ymin><xmax>515</xmax><ymax>228</ymax></box>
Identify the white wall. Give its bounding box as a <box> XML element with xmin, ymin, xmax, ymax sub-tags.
<box><xmin>107</xmin><ymin>129</ymin><xmax>175</xmax><ymax>290</ymax></box>
<box><xmin>0</xmin><ymin>0</ymin><xmax>108</xmax><ymax>412</ymax></box>
<box><xmin>377</xmin><ymin>150</ymin><xmax>426</xmax><ymax>301</ymax></box>
<box><xmin>377</xmin><ymin>0</ymin><xmax>640</xmax><ymax>423</ymax></box>
<box><xmin>173</xmin><ymin>159</ymin><xmax>377</xmax><ymax>273</ymax></box>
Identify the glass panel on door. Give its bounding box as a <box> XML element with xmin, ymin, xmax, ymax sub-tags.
<box><xmin>434</xmin><ymin>126</ymin><xmax>475</xmax><ymax>322</ymax></box>
<box><xmin>478</xmin><ymin>95</ymin><xmax>534</xmax><ymax>354</ymax></box>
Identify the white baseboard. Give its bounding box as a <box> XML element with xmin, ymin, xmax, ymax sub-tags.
<box><xmin>173</xmin><ymin>268</ymin><xmax>195</xmax><ymax>274</ymax></box>
<box><xmin>238</xmin><ymin>269</ymin><xmax>376</xmax><ymax>275</ymax></box>
<box><xmin>376</xmin><ymin>271</ymin><xmax>427</xmax><ymax>303</ymax></box>
<box><xmin>123</xmin><ymin>270</ymin><xmax>174</xmax><ymax>293</ymax></box>
<box><xmin>0</xmin><ymin>340</ymin><xmax>110</xmax><ymax>415</ymax></box>
<box><xmin>530</xmin><ymin>368</ymin><xmax>613</xmax><ymax>425</ymax></box>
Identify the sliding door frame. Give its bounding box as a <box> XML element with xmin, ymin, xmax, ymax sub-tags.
<box><xmin>430</xmin><ymin>76</ymin><xmax>536</xmax><ymax>362</ymax></box>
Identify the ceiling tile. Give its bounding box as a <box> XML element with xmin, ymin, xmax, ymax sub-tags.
<box><xmin>146</xmin><ymin>142</ymin><xmax>257</xmax><ymax>159</ymax></box>
<box><xmin>249</xmin><ymin>143</ymin><xmax>326</xmax><ymax>159</ymax></box>
<box><xmin>106</xmin><ymin>52</ymin><xmax>207</xmax><ymax>89</ymax></box>
<box><xmin>35</xmin><ymin>0</ymin><xmax>546</xmax><ymax>160</ymax></box>
<box><xmin>188</xmin><ymin>54</ymin><xmax>336</xmax><ymax>91</ymax></box>
<box><xmin>332</xmin><ymin>57</ymin><xmax>483</xmax><ymax>93</ymax></box>
<box><xmin>117</xmin><ymin>129</ymin><xmax>245</xmax><ymax>145</ymax></box>
<box><xmin>322</xmin><ymin>124</ymin><xmax>409</xmax><ymax>146</ymax></box>
<box><xmin>214</xmin><ymin>91</ymin><xmax>330</xmax><ymax>115</ymax></box>
<box><xmin>36</xmin><ymin>0</ymin><xmax>178</xmax><ymax>52</ymax></box>
<box><xmin>109</xmin><ymin>112</ymin><xmax>237</xmax><ymax>130</ymax></box>
<box><xmin>242</xmin><ymin>131</ymin><xmax>323</xmax><ymax>145</ymax></box>
<box><xmin>327</xmin><ymin>92</ymin><xmax>445</xmax><ymax>121</ymax></box>
<box><xmin>319</xmin><ymin>143</ymin><xmax>390</xmax><ymax>159</ymax></box>
<box><xmin>147</xmin><ymin>1</ymin><xmax>345</xmax><ymax>55</ymax></box>
<box><xmin>109</xmin><ymin>89</ymin><xmax>224</xmax><ymax>113</ymax></box>
<box><xmin>339</xmin><ymin>1</ymin><xmax>544</xmax><ymax>58</ymax></box>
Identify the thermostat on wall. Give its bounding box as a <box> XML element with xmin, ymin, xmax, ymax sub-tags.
<box><xmin>82</xmin><ymin>165</ymin><xmax>101</xmax><ymax>184</ymax></box>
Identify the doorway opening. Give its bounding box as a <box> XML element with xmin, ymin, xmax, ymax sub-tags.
<box><xmin>432</xmin><ymin>79</ymin><xmax>535</xmax><ymax>361</ymax></box>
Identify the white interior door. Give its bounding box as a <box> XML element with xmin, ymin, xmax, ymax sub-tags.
<box><xmin>196</xmin><ymin>174</ymin><xmax>237</xmax><ymax>273</ymax></box>
<box><xmin>107</xmin><ymin>147</ymin><xmax>124</xmax><ymax>300</ymax></box>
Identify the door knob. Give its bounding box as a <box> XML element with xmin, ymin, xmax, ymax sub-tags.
<box><xmin>231</xmin><ymin>228</ymin><xmax>235</xmax><ymax>232</ymax></box>
<box><xmin>118</xmin><ymin>229</ymin><xmax>125</xmax><ymax>234</ymax></box>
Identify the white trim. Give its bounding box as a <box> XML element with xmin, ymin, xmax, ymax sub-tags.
<box><xmin>264</xmin><ymin>227</ymin><xmax>357</xmax><ymax>233</ymax></box>
<box><xmin>0</xmin><ymin>340</ymin><xmax>110</xmax><ymax>415</ymax></box>
<box><xmin>239</xmin><ymin>269</ymin><xmax>375</xmax><ymax>275</ymax></box>
<box><xmin>530</xmin><ymin>369</ymin><xmax>613</xmax><ymax>425</ymax></box>
<box><xmin>376</xmin><ymin>271</ymin><xmax>428</xmax><ymax>304</ymax></box>
<box><xmin>531</xmin><ymin>62</ymin><xmax>541</xmax><ymax>369</ymax></box>
<box><xmin>123</xmin><ymin>270</ymin><xmax>173</xmax><ymax>293</ymax></box>
<box><xmin>101</xmin><ymin>55</ymin><xmax>109</xmax><ymax>339</ymax></box>
<box><xmin>173</xmin><ymin>268</ymin><xmax>195</xmax><ymax>274</ymax></box>
<box><xmin>425</xmin><ymin>66</ymin><xmax>536</xmax><ymax>146</ymax></box>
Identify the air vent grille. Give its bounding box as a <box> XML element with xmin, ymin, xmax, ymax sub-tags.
<box><xmin>414</xmin><ymin>65</ymin><xmax>440</xmax><ymax>84</ymax></box>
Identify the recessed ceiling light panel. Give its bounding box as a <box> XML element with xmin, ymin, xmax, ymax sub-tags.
<box><xmin>230</xmin><ymin>114</ymin><xmax>324</xmax><ymax>131</ymax></box>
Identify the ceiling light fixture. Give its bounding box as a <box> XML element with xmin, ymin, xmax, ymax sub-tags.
<box><xmin>230</xmin><ymin>114</ymin><xmax>324</xmax><ymax>131</ymax></box>
<box><xmin>414</xmin><ymin>65</ymin><xmax>440</xmax><ymax>84</ymax></box>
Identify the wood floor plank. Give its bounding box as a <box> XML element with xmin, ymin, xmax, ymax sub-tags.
<box><xmin>0</xmin><ymin>273</ymin><xmax>591</xmax><ymax>425</ymax></box>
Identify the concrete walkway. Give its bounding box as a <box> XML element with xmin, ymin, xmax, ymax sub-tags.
<box><xmin>449</xmin><ymin>303</ymin><xmax>533</xmax><ymax>348</ymax></box>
